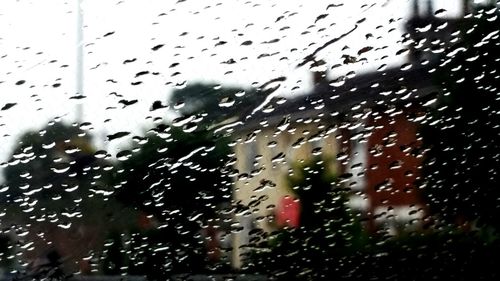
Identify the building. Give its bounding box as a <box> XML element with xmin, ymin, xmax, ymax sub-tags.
<box><xmin>225</xmin><ymin>0</ymin><xmax>473</xmax><ymax>268</ymax></box>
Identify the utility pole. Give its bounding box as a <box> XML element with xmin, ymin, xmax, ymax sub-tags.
<box><xmin>76</xmin><ymin>0</ymin><xmax>84</xmax><ymax>122</ymax></box>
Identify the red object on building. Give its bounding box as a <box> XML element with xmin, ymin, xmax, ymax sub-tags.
<box><xmin>276</xmin><ymin>196</ymin><xmax>301</xmax><ymax>228</ymax></box>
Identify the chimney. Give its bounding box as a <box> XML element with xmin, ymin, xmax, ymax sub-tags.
<box><xmin>313</xmin><ymin>70</ymin><xmax>327</xmax><ymax>86</ymax></box>
<box><xmin>462</xmin><ymin>0</ymin><xmax>470</xmax><ymax>16</ymax></box>
<box><xmin>412</xmin><ymin>0</ymin><xmax>420</xmax><ymax>18</ymax></box>
<box><xmin>310</xmin><ymin>59</ymin><xmax>328</xmax><ymax>90</ymax></box>
<box><xmin>426</xmin><ymin>0</ymin><xmax>434</xmax><ymax>17</ymax></box>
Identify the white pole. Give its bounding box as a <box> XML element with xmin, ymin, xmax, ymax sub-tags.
<box><xmin>76</xmin><ymin>0</ymin><xmax>84</xmax><ymax>122</ymax></box>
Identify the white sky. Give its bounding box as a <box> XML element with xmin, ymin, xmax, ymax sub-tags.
<box><xmin>0</xmin><ymin>0</ymin><xmax>474</xmax><ymax>169</ymax></box>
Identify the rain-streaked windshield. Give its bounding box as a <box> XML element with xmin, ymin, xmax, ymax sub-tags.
<box><xmin>0</xmin><ymin>0</ymin><xmax>499</xmax><ymax>280</ymax></box>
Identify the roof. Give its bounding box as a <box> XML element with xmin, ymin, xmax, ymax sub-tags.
<box><xmin>228</xmin><ymin>64</ymin><xmax>439</xmax><ymax>134</ymax></box>
<box><xmin>223</xmin><ymin>15</ymin><xmax>472</xmax><ymax>134</ymax></box>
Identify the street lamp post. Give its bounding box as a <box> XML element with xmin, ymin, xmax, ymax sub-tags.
<box><xmin>76</xmin><ymin>0</ymin><xmax>84</xmax><ymax>122</ymax></box>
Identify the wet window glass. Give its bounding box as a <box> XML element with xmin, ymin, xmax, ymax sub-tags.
<box><xmin>0</xmin><ymin>0</ymin><xmax>499</xmax><ymax>280</ymax></box>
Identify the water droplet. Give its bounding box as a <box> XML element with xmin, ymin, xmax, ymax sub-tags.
<box><xmin>61</xmin><ymin>211</ymin><xmax>81</xmax><ymax>218</ymax></box>
<box><xmin>183</xmin><ymin>123</ymin><xmax>197</xmax><ymax>133</ymax></box>
<box><xmin>174</xmin><ymin>101</ymin><xmax>185</xmax><ymax>109</ymax></box>
<box><xmin>434</xmin><ymin>8</ymin><xmax>447</xmax><ymax>16</ymax></box>
<box><xmin>64</xmin><ymin>185</ymin><xmax>79</xmax><ymax>192</ymax></box>
<box><xmin>330</xmin><ymin>77</ymin><xmax>346</xmax><ymax>87</ymax></box>
<box><xmin>94</xmin><ymin>150</ymin><xmax>109</xmax><ymax>159</ymax></box>
<box><xmin>117</xmin><ymin>150</ymin><xmax>132</xmax><ymax>161</ymax></box>
<box><xmin>58</xmin><ymin>222</ymin><xmax>72</xmax><ymax>229</ymax></box>
<box><xmin>219</xmin><ymin>97</ymin><xmax>235</xmax><ymax>108</ymax></box>
<box><xmin>1</xmin><ymin>103</ymin><xmax>17</xmax><ymax>111</ymax></box>
<box><xmin>107</xmin><ymin>131</ymin><xmax>131</xmax><ymax>141</ymax></box>
<box><xmin>65</xmin><ymin>147</ymin><xmax>81</xmax><ymax>154</ymax></box>
<box><xmin>51</xmin><ymin>163</ymin><xmax>70</xmax><ymax>174</ymax></box>
<box><xmin>151</xmin><ymin>44</ymin><xmax>164</xmax><ymax>51</ymax></box>
<box><xmin>42</xmin><ymin>142</ymin><xmax>56</xmax><ymax>149</ymax></box>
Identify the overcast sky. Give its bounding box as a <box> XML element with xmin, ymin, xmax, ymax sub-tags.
<box><xmin>0</xmin><ymin>0</ymin><xmax>474</xmax><ymax>168</ymax></box>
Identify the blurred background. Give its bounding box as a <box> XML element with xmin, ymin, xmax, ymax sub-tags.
<box><xmin>0</xmin><ymin>0</ymin><xmax>499</xmax><ymax>280</ymax></box>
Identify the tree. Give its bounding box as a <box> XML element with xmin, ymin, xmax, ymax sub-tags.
<box><xmin>112</xmin><ymin>127</ymin><xmax>232</xmax><ymax>278</ymax></box>
<box><xmin>2</xmin><ymin>121</ymin><xmax>131</xmax><ymax>278</ymax></box>
<box><xmin>112</xmin><ymin>83</ymin><xmax>246</xmax><ymax>277</ymax></box>
<box><xmin>3</xmin><ymin>121</ymin><xmax>112</xmax><ymax>222</ymax></box>
<box><xmin>248</xmin><ymin>157</ymin><xmax>366</xmax><ymax>280</ymax></box>
<box><xmin>421</xmin><ymin>4</ymin><xmax>500</xmax><ymax>230</ymax></box>
<box><xmin>115</xmin><ymin>127</ymin><xmax>231</xmax><ymax>215</ymax></box>
<box><xmin>169</xmin><ymin>83</ymin><xmax>260</xmax><ymax>128</ymax></box>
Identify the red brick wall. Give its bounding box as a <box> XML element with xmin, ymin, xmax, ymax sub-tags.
<box><xmin>365</xmin><ymin>111</ymin><xmax>424</xmax><ymax>220</ymax></box>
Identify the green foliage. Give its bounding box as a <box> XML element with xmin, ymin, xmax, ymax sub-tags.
<box><xmin>169</xmin><ymin>83</ymin><xmax>259</xmax><ymax>128</ymax></box>
<box><xmin>2</xmin><ymin>121</ymin><xmax>112</xmax><ymax>222</ymax></box>
<box><xmin>342</xmin><ymin>230</ymin><xmax>500</xmax><ymax>280</ymax></box>
<box><xmin>421</xmin><ymin>5</ymin><xmax>500</xmax><ymax>230</ymax></box>
<box><xmin>2</xmin><ymin>121</ymin><xmax>135</xmax><ymax>277</ymax></box>
<box><xmin>101</xmin><ymin>232</ymin><xmax>125</xmax><ymax>275</ymax></box>
<box><xmin>109</xmin><ymin>82</ymin><xmax>249</xmax><ymax>277</ymax></box>
<box><xmin>248</xmin><ymin>158</ymin><xmax>367</xmax><ymax>280</ymax></box>
<box><xmin>115</xmin><ymin>127</ymin><xmax>231</xmax><ymax>221</ymax></box>
<box><xmin>0</xmin><ymin>235</ymin><xmax>14</xmax><ymax>269</ymax></box>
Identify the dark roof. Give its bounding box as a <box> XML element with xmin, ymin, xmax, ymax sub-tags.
<box><xmin>218</xmin><ymin>14</ymin><xmax>474</xmax><ymax>134</ymax></box>
<box><xmin>230</xmin><ymin>64</ymin><xmax>439</xmax><ymax>133</ymax></box>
